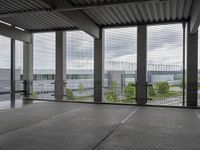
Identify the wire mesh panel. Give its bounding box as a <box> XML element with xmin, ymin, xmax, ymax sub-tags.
<box><xmin>198</xmin><ymin>27</ymin><xmax>200</xmax><ymax>106</ymax></box>
<box><xmin>33</xmin><ymin>32</ymin><xmax>55</xmax><ymax>100</ymax></box>
<box><xmin>65</xmin><ymin>31</ymin><xmax>94</xmax><ymax>102</ymax></box>
<box><xmin>104</xmin><ymin>27</ymin><xmax>137</xmax><ymax>104</ymax></box>
<box><xmin>0</xmin><ymin>35</ymin><xmax>11</xmax><ymax>101</ymax></box>
<box><xmin>147</xmin><ymin>24</ymin><xmax>183</xmax><ymax>106</ymax></box>
<box><xmin>15</xmin><ymin>40</ymin><xmax>23</xmax><ymax>100</ymax></box>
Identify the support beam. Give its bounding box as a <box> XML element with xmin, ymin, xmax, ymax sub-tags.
<box><xmin>55</xmin><ymin>31</ymin><xmax>66</xmax><ymax>101</ymax></box>
<box><xmin>23</xmin><ymin>34</ymin><xmax>33</xmax><ymax>98</ymax></box>
<box><xmin>136</xmin><ymin>25</ymin><xmax>147</xmax><ymax>105</ymax></box>
<box><xmin>60</xmin><ymin>11</ymin><xmax>100</xmax><ymax>39</ymax></box>
<box><xmin>190</xmin><ymin>0</ymin><xmax>200</xmax><ymax>34</ymax></box>
<box><xmin>94</xmin><ymin>30</ymin><xmax>104</xmax><ymax>102</ymax></box>
<box><xmin>41</xmin><ymin>0</ymin><xmax>100</xmax><ymax>39</ymax></box>
<box><xmin>0</xmin><ymin>22</ymin><xmax>30</xmax><ymax>43</ymax></box>
<box><xmin>53</xmin><ymin>0</ymin><xmax>163</xmax><ymax>11</ymax></box>
<box><xmin>187</xmin><ymin>24</ymin><xmax>198</xmax><ymax>106</ymax></box>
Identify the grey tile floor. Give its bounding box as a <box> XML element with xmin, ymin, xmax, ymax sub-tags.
<box><xmin>0</xmin><ymin>102</ymin><xmax>200</xmax><ymax>150</ymax></box>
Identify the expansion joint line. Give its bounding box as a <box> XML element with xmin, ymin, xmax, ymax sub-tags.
<box><xmin>91</xmin><ymin>107</ymin><xmax>141</xmax><ymax>150</ymax></box>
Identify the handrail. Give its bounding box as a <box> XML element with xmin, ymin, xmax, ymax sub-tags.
<box><xmin>0</xmin><ymin>90</ymin><xmax>25</xmax><ymax>95</ymax></box>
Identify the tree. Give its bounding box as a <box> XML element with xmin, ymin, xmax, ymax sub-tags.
<box><xmin>106</xmin><ymin>81</ymin><xmax>119</xmax><ymax>102</ymax></box>
<box><xmin>124</xmin><ymin>82</ymin><xmax>136</xmax><ymax>100</ymax></box>
<box><xmin>155</xmin><ymin>82</ymin><xmax>169</xmax><ymax>95</ymax></box>
<box><xmin>78</xmin><ymin>83</ymin><xmax>85</xmax><ymax>96</ymax></box>
<box><xmin>66</xmin><ymin>88</ymin><xmax>75</xmax><ymax>100</ymax></box>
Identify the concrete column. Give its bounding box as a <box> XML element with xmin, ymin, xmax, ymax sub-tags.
<box><xmin>187</xmin><ymin>24</ymin><xmax>198</xmax><ymax>106</ymax></box>
<box><xmin>136</xmin><ymin>25</ymin><xmax>147</xmax><ymax>105</ymax></box>
<box><xmin>11</xmin><ymin>38</ymin><xmax>15</xmax><ymax>102</ymax></box>
<box><xmin>94</xmin><ymin>30</ymin><xmax>104</xmax><ymax>102</ymax></box>
<box><xmin>23</xmin><ymin>34</ymin><xmax>33</xmax><ymax>98</ymax></box>
<box><xmin>55</xmin><ymin>31</ymin><xmax>66</xmax><ymax>101</ymax></box>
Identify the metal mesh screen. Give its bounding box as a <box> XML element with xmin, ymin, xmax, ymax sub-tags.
<box><xmin>33</xmin><ymin>32</ymin><xmax>55</xmax><ymax>100</ymax></box>
<box><xmin>198</xmin><ymin>27</ymin><xmax>200</xmax><ymax>105</ymax></box>
<box><xmin>65</xmin><ymin>31</ymin><xmax>94</xmax><ymax>102</ymax></box>
<box><xmin>15</xmin><ymin>40</ymin><xmax>23</xmax><ymax>99</ymax></box>
<box><xmin>104</xmin><ymin>27</ymin><xmax>137</xmax><ymax>104</ymax></box>
<box><xmin>147</xmin><ymin>24</ymin><xmax>183</xmax><ymax>106</ymax></box>
<box><xmin>0</xmin><ymin>35</ymin><xmax>10</xmax><ymax>101</ymax></box>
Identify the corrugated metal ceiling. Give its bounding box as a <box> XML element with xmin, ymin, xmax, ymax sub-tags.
<box><xmin>81</xmin><ymin>0</ymin><xmax>193</xmax><ymax>27</ymax></box>
<box><xmin>0</xmin><ymin>0</ymin><xmax>50</xmax><ymax>13</ymax></box>
<box><xmin>0</xmin><ymin>0</ymin><xmax>195</xmax><ymax>32</ymax></box>
<box><xmin>1</xmin><ymin>13</ymin><xmax>75</xmax><ymax>31</ymax></box>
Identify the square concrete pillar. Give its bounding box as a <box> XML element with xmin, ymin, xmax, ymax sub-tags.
<box><xmin>187</xmin><ymin>25</ymin><xmax>198</xmax><ymax>106</ymax></box>
<box><xmin>136</xmin><ymin>25</ymin><xmax>147</xmax><ymax>105</ymax></box>
<box><xmin>94</xmin><ymin>30</ymin><xmax>104</xmax><ymax>102</ymax></box>
<box><xmin>11</xmin><ymin>39</ymin><xmax>15</xmax><ymax>101</ymax></box>
<box><xmin>23</xmin><ymin>34</ymin><xmax>33</xmax><ymax>98</ymax></box>
<box><xmin>55</xmin><ymin>31</ymin><xmax>66</xmax><ymax>101</ymax></box>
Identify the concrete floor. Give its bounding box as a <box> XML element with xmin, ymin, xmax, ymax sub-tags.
<box><xmin>0</xmin><ymin>102</ymin><xmax>200</xmax><ymax>150</ymax></box>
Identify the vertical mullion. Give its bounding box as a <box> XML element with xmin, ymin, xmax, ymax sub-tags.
<box><xmin>182</xmin><ymin>23</ymin><xmax>186</xmax><ymax>106</ymax></box>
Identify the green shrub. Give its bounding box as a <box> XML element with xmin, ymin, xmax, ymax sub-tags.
<box><xmin>78</xmin><ymin>83</ymin><xmax>85</xmax><ymax>96</ymax></box>
<box><xmin>31</xmin><ymin>92</ymin><xmax>38</xmax><ymax>98</ymax></box>
<box><xmin>106</xmin><ymin>90</ymin><xmax>118</xmax><ymax>102</ymax></box>
<box><xmin>155</xmin><ymin>82</ymin><xmax>169</xmax><ymax>95</ymax></box>
<box><xmin>148</xmin><ymin>85</ymin><xmax>156</xmax><ymax>97</ymax></box>
<box><xmin>124</xmin><ymin>82</ymin><xmax>136</xmax><ymax>100</ymax></box>
<box><xmin>66</xmin><ymin>88</ymin><xmax>75</xmax><ymax>100</ymax></box>
<box><xmin>106</xmin><ymin>81</ymin><xmax>119</xmax><ymax>102</ymax></box>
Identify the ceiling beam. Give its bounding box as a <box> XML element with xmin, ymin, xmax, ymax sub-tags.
<box><xmin>38</xmin><ymin>0</ymin><xmax>100</xmax><ymax>39</ymax></box>
<box><xmin>29</xmin><ymin>19</ymin><xmax>188</xmax><ymax>33</ymax></box>
<box><xmin>102</xmin><ymin>19</ymin><xmax>188</xmax><ymax>29</ymax></box>
<box><xmin>54</xmin><ymin>0</ymin><xmax>167</xmax><ymax>11</ymax></box>
<box><xmin>189</xmin><ymin>0</ymin><xmax>200</xmax><ymax>34</ymax></box>
<box><xmin>0</xmin><ymin>22</ymin><xmax>30</xmax><ymax>43</ymax></box>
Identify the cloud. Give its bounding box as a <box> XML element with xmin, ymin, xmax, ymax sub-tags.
<box><xmin>147</xmin><ymin>24</ymin><xmax>183</xmax><ymax>51</ymax></box>
<box><xmin>105</xmin><ymin>27</ymin><xmax>137</xmax><ymax>59</ymax></box>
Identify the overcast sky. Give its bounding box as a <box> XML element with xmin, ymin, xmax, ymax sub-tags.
<box><xmin>0</xmin><ymin>24</ymin><xmax>199</xmax><ymax>70</ymax></box>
